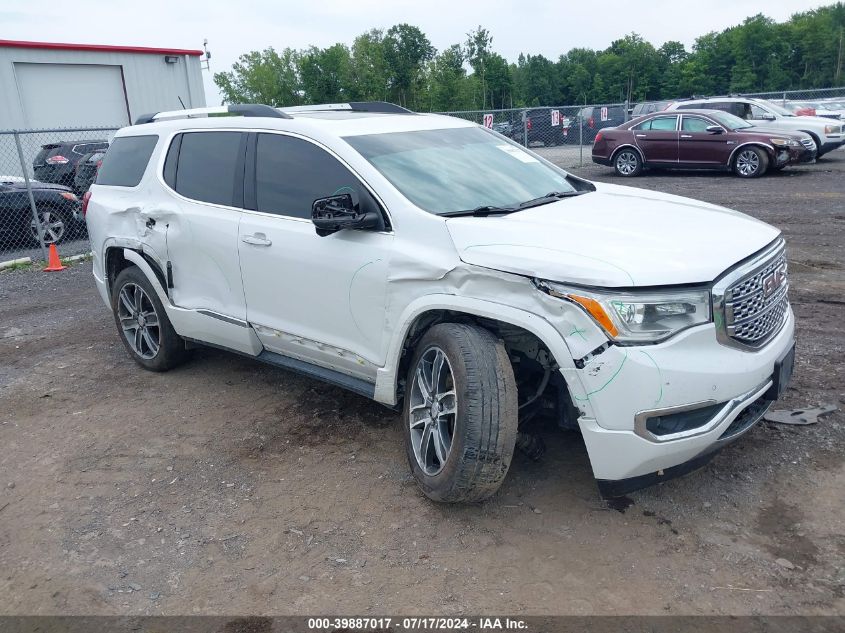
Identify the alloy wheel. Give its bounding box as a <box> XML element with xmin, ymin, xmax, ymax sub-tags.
<box><xmin>30</xmin><ymin>210</ymin><xmax>66</xmax><ymax>244</ymax></box>
<box><xmin>117</xmin><ymin>283</ymin><xmax>161</xmax><ymax>360</ymax></box>
<box><xmin>616</xmin><ymin>151</ymin><xmax>638</xmax><ymax>175</ymax></box>
<box><xmin>408</xmin><ymin>346</ymin><xmax>457</xmax><ymax>476</ymax></box>
<box><xmin>736</xmin><ymin>150</ymin><xmax>760</xmax><ymax>176</ymax></box>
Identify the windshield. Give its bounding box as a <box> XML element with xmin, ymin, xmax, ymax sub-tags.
<box><xmin>760</xmin><ymin>100</ymin><xmax>796</xmax><ymax>116</ymax></box>
<box><xmin>708</xmin><ymin>111</ymin><xmax>752</xmax><ymax>130</ymax></box>
<box><xmin>344</xmin><ymin>127</ymin><xmax>577</xmax><ymax>214</ymax></box>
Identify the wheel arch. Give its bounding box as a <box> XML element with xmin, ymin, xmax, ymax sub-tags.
<box><xmin>728</xmin><ymin>141</ymin><xmax>775</xmax><ymax>165</ymax></box>
<box><xmin>374</xmin><ymin>295</ymin><xmax>583</xmax><ymax>408</ymax></box>
<box><xmin>105</xmin><ymin>247</ymin><xmax>170</xmax><ymax>307</ymax></box>
<box><xmin>611</xmin><ymin>144</ymin><xmax>644</xmax><ymax>164</ymax></box>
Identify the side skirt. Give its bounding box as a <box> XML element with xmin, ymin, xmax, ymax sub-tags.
<box><xmin>183</xmin><ymin>337</ymin><xmax>377</xmax><ymax>401</ymax></box>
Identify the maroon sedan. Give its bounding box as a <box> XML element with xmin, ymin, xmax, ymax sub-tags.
<box><xmin>592</xmin><ymin>109</ymin><xmax>816</xmax><ymax>178</ymax></box>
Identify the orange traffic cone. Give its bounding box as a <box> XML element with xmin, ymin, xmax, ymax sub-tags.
<box><xmin>43</xmin><ymin>244</ymin><xmax>67</xmax><ymax>272</ymax></box>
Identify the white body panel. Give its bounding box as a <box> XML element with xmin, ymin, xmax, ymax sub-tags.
<box><xmin>87</xmin><ymin>109</ymin><xmax>796</xmax><ymax>487</ymax></box>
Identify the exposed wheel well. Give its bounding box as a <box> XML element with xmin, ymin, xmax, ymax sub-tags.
<box><xmin>105</xmin><ymin>248</ymin><xmax>167</xmax><ymax>295</ymax></box>
<box><xmin>396</xmin><ymin>310</ymin><xmax>580</xmax><ymax>430</ymax></box>
<box><xmin>732</xmin><ymin>143</ymin><xmax>772</xmax><ymax>164</ymax></box>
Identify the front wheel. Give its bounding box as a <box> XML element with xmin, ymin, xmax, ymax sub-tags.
<box><xmin>733</xmin><ymin>147</ymin><xmax>768</xmax><ymax>178</ymax></box>
<box><xmin>403</xmin><ymin>323</ymin><xmax>518</xmax><ymax>503</ymax></box>
<box><xmin>111</xmin><ymin>266</ymin><xmax>189</xmax><ymax>372</ymax></box>
<box><xmin>614</xmin><ymin>149</ymin><xmax>642</xmax><ymax>177</ymax></box>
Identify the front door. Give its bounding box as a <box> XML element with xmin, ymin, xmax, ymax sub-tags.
<box><xmin>677</xmin><ymin>115</ymin><xmax>733</xmax><ymax>166</ymax></box>
<box><xmin>238</xmin><ymin>132</ymin><xmax>393</xmax><ymax>380</ymax></box>
<box><xmin>634</xmin><ymin>115</ymin><xmax>679</xmax><ymax>163</ymax></box>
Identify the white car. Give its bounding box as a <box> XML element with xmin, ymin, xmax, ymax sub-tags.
<box><xmin>667</xmin><ymin>96</ymin><xmax>844</xmax><ymax>157</ymax></box>
<box><xmin>86</xmin><ymin>102</ymin><xmax>795</xmax><ymax>503</ymax></box>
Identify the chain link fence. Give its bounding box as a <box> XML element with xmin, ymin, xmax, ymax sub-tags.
<box><xmin>0</xmin><ymin>127</ymin><xmax>119</xmax><ymax>265</ymax></box>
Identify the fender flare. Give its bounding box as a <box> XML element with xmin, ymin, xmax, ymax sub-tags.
<box><xmin>122</xmin><ymin>248</ymin><xmax>172</xmax><ymax>307</ymax></box>
<box><xmin>373</xmin><ymin>294</ymin><xmax>584</xmax><ymax>406</ymax></box>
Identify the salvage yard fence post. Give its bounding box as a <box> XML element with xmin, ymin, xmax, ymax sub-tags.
<box><xmin>13</xmin><ymin>131</ymin><xmax>48</xmax><ymax>262</ymax></box>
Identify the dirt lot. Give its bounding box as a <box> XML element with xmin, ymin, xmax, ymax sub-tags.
<box><xmin>1</xmin><ymin>151</ymin><xmax>844</xmax><ymax>617</ymax></box>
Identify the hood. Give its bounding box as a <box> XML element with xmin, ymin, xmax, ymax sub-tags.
<box><xmin>742</xmin><ymin>126</ymin><xmax>810</xmax><ymax>140</ymax></box>
<box><xmin>445</xmin><ymin>182</ymin><xmax>780</xmax><ymax>288</ymax></box>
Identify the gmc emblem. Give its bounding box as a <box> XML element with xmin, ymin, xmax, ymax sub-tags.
<box><xmin>762</xmin><ymin>269</ymin><xmax>785</xmax><ymax>298</ymax></box>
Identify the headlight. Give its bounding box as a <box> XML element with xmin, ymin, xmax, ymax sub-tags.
<box><xmin>536</xmin><ymin>281</ymin><xmax>711</xmax><ymax>344</ymax></box>
<box><xmin>770</xmin><ymin>138</ymin><xmax>799</xmax><ymax>147</ymax></box>
<box><xmin>824</xmin><ymin>124</ymin><xmax>840</xmax><ymax>134</ymax></box>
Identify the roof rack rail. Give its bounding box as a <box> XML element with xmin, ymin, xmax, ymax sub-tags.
<box><xmin>134</xmin><ymin>103</ymin><xmax>291</xmax><ymax>125</ymax></box>
<box><xmin>280</xmin><ymin>101</ymin><xmax>413</xmax><ymax>115</ymax></box>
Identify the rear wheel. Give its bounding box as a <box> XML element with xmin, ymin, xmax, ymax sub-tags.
<box><xmin>111</xmin><ymin>266</ymin><xmax>189</xmax><ymax>372</ymax></box>
<box><xmin>733</xmin><ymin>146</ymin><xmax>768</xmax><ymax>178</ymax></box>
<box><xmin>28</xmin><ymin>207</ymin><xmax>72</xmax><ymax>245</ymax></box>
<box><xmin>613</xmin><ymin>149</ymin><xmax>642</xmax><ymax>177</ymax></box>
<box><xmin>403</xmin><ymin>323</ymin><xmax>518</xmax><ymax>503</ymax></box>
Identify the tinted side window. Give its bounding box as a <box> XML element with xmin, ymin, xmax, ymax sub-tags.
<box><xmin>255</xmin><ymin>133</ymin><xmax>382</xmax><ymax>225</ymax></box>
<box><xmin>633</xmin><ymin>119</ymin><xmax>653</xmax><ymax>130</ymax></box>
<box><xmin>649</xmin><ymin>116</ymin><xmax>678</xmax><ymax>131</ymax></box>
<box><xmin>681</xmin><ymin>117</ymin><xmax>711</xmax><ymax>132</ymax></box>
<box><xmin>97</xmin><ymin>135</ymin><xmax>158</xmax><ymax>187</ymax></box>
<box><xmin>175</xmin><ymin>132</ymin><xmax>244</xmax><ymax>206</ymax></box>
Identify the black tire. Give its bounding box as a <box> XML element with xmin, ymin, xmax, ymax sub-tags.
<box><xmin>402</xmin><ymin>323</ymin><xmax>518</xmax><ymax>503</ymax></box>
<box><xmin>801</xmin><ymin>132</ymin><xmax>823</xmax><ymax>159</ymax></box>
<box><xmin>111</xmin><ymin>266</ymin><xmax>189</xmax><ymax>372</ymax></box>
<box><xmin>733</xmin><ymin>146</ymin><xmax>768</xmax><ymax>178</ymax></box>
<box><xmin>613</xmin><ymin>148</ymin><xmax>643</xmax><ymax>177</ymax></box>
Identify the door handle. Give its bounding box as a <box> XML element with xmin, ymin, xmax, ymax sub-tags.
<box><xmin>680</xmin><ymin>134</ymin><xmax>693</xmax><ymax>138</ymax></box>
<box><xmin>635</xmin><ymin>134</ymin><xmax>647</xmax><ymax>138</ymax></box>
<box><xmin>241</xmin><ymin>233</ymin><xmax>272</xmax><ymax>246</ymax></box>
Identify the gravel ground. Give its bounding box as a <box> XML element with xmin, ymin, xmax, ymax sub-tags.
<box><xmin>0</xmin><ymin>149</ymin><xmax>843</xmax><ymax>616</ymax></box>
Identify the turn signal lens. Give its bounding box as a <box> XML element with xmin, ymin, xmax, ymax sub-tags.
<box><xmin>60</xmin><ymin>192</ymin><xmax>77</xmax><ymax>201</ymax></box>
<box><xmin>566</xmin><ymin>294</ymin><xmax>619</xmax><ymax>338</ymax></box>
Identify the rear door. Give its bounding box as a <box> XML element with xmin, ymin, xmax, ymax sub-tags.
<box><xmin>237</xmin><ymin>132</ymin><xmax>393</xmax><ymax>378</ymax></box>
<box><xmin>633</xmin><ymin>115</ymin><xmax>679</xmax><ymax>163</ymax></box>
<box><xmin>678</xmin><ymin>114</ymin><xmax>732</xmax><ymax>165</ymax></box>
<box><xmin>152</xmin><ymin>130</ymin><xmax>248</xmax><ymax>321</ymax></box>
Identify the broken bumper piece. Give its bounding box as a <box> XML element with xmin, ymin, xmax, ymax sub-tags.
<box><xmin>571</xmin><ymin>308</ymin><xmax>794</xmax><ymax>494</ymax></box>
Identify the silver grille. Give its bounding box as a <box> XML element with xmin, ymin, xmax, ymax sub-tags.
<box><xmin>800</xmin><ymin>138</ymin><xmax>816</xmax><ymax>149</ymax></box>
<box><xmin>723</xmin><ymin>248</ymin><xmax>789</xmax><ymax>347</ymax></box>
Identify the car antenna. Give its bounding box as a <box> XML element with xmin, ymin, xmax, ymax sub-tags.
<box><xmin>178</xmin><ymin>96</ymin><xmax>187</xmax><ymax>110</ymax></box>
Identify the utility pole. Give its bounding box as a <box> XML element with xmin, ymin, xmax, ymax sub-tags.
<box><xmin>836</xmin><ymin>27</ymin><xmax>843</xmax><ymax>85</ymax></box>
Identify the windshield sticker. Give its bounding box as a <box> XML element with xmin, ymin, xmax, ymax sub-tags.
<box><xmin>496</xmin><ymin>144</ymin><xmax>538</xmax><ymax>163</ymax></box>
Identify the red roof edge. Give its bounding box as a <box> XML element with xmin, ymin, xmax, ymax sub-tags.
<box><xmin>0</xmin><ymin>39</ymin><xmax>203</xmax><ymax>57</ymax></box>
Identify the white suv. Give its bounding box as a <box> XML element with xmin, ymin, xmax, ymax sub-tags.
<box><xmin>666</xmin><ymin>96</ymin><xmax>844</xmax><ymax>157</ymax></box>
<box><xmin>86</xmin><ymin>102</ymin><xmax>795</xmax><ymax>503</ymax></box>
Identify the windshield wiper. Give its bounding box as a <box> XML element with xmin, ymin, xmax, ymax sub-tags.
<box><xmin>517</xmin><ymin>190</ymin><xmax>587</xmax><ymax>210</ymax></box>
<box><xmin>440</xmin><ymin>205</ymin><xmax>517</xmax><ymax>217</ymax></box>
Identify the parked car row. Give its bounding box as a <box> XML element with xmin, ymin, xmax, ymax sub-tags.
<box><xmin>32</xmin><ymin>139</ymin><xmax>108</xmax><ymax>194</ymax></box>
<box><xmin>0</xmin><ymin>176</ymin><xmax>85</xmax><ymax>248</ymax></box>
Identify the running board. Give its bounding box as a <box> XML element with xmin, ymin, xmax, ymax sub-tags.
<box><xmin>182</xmin><ymin>338</ymin><xmax>376</xmax><ymax>400</ymax></box>
<box><xmin>257</xmin><ymin>350</ymin><xmax>376</xmax><ymax>400</ymax></box>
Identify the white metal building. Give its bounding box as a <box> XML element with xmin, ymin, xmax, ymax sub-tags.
<box><xmin>0</xmin><ymin>39</ymin><xmax>206</xmax><ymax>130</ymax></box>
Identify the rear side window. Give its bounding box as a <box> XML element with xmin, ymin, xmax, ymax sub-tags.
<box><xmin>97</xmin><ymin>135</ymin><xmax>158</xmax><ymax>187</ymax></box>
<box><xmin>634</xmin><ymin>116</ymin><xmax>677</xmax><ymax>131</ymax></box>
<box><xmin>255</xmin><ymin>133</ymin><xmax>380</xmax><ymax>222</ymax></box>
<box><xmin>174</xmin><ymin>132</ymin><xmax>245</xmax><ymax>207</ymax></box>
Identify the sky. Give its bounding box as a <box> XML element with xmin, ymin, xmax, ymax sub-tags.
<box><xmin>1</xmin><ymin>0</ymin><xmax>834</xmax><ymax>105</ymax></box>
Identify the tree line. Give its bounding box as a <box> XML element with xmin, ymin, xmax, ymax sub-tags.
<box><xmin>214</xmin><ymin>3</ymin><xmax>845</xmax><ymax>111</ymax></box>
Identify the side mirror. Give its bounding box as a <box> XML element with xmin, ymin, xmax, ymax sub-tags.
<box><xmin>311</xmin><ymin>193</ymin><xmax>380</xmax><ymax>237</ymax></box>
<box><xmin>706</xmin><ymin>125</ymin><xmax>724</xmax><ymax>134</ymax></box>
<box><xmin>760</xmin><ymin>112</ymin><xmax>776</xmax><ymax>121</ymax></box>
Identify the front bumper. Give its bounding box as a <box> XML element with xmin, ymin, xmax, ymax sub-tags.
<box><xmin>819</xmin><ymin>138</ymin><xmax>844</xmax><ymax>154</ymax></box>
<box><xmin>571</xmin><ymin>308</ymin><xmax>795</xmax><ymax>488</ymax></box>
